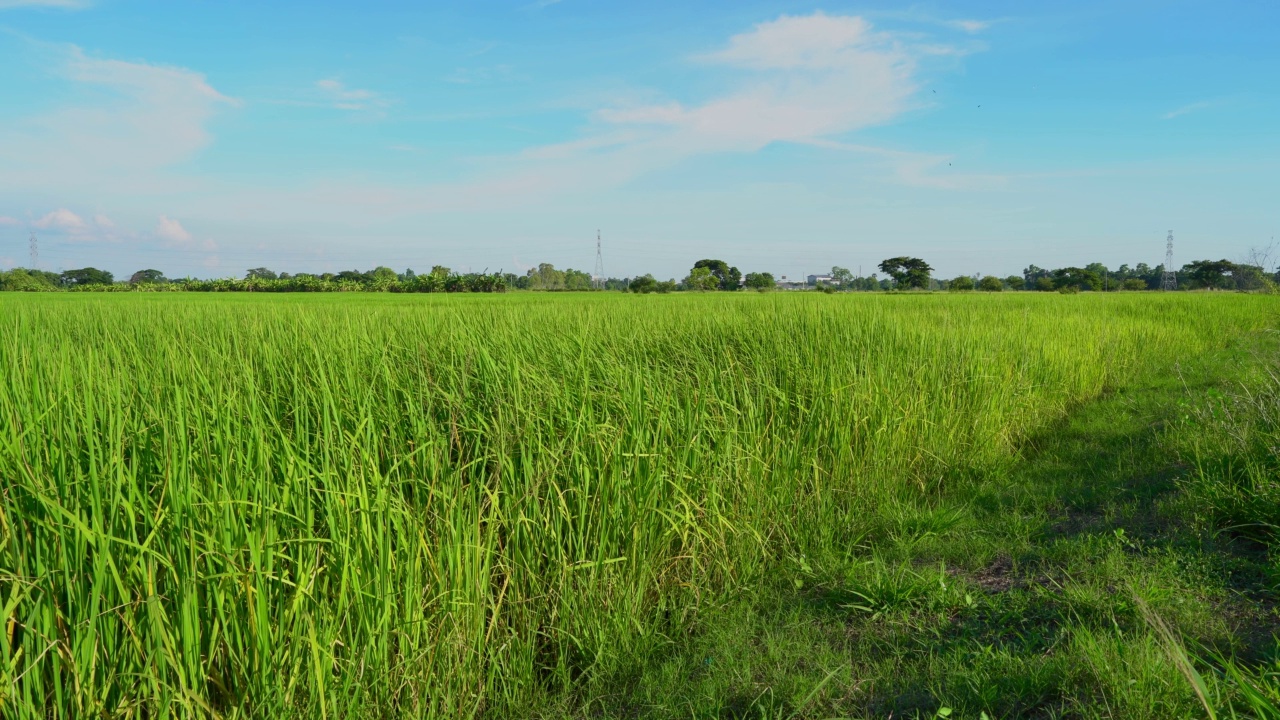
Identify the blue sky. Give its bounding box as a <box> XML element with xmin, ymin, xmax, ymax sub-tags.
<box><xmin>0</xmin><ymin>0</ymin><xmax>1276</xmax><ymax>280</ymax></box>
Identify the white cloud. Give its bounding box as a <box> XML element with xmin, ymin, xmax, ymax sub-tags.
<box><xmin>0</xmin><ymin>215</ymin><xmax>20</xmax><ymax>226</ymax></box>
<box><xmin>1163</xmin><ymin>100</ymin><xmax>1214</xmax><ymax>120</ymax></box>
<box><xmin>93</xmin><ymin>213</ymin><xmax>114</xmax><ymax>228</ymax></box>
<box><xmin>598</xmin><ymin>13</ymin><xmax>916</xmax><ymax>152</ymax></box>
<box><xmin>0</xmin><ymin>0</ymin><xmax>88</xmax><ymax>8</ymax></box>
<box><xmin>948</xmin><ymin>19</ymin><xmax>990</xmax><ymax>33</ymax></box>
<box><xmin>153</xmin><ymin>214</ymin><xmax>217</xmax><ymax>251</ymax></box>
<box><xmin>155</xmin><ymin>215</ymin><xmax>192</xmax><ymax>243</ymax></box>
<box><xmin>698</xmin><ymin>13</ymin><xmax>882</xmax><ymax>70</ymax></box>
<box><xmin>315</xmin><ymin>78</ymin><xmax>383</xmax><ymax>110</ymax></box>
<box><xmin>0</xmin><ymin>44</ymin><xmax>237</xmax><ymax>194</ymax></box>
<box><xmin>34</xmin><ymin>208</ymin><xmax>88</xmax><ymax>232</ymax></box>
<box><xmin>197</xmin><ymin>11</ymin><xmax>969</xmax><ymax>226</ymax></box>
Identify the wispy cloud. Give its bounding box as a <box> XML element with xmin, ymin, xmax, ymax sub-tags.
<box><xmin>155</xmin><ymin>214</ymin><xmax>191</xmax><ymax>243</ymax></box>
<box><xmin>0</xmin><ymin>215</ymin><xmax>20</xmax><ymax>226</ymax></box>
<box><xmin>200</xmin><ymin>11</ymin><xmax>976</xmax><ymax>225</ymax></box>
<box><xmin>1162</xmin><ymin>100</ymin><xmax>1215</xmax><ymax>120</ymax></box>
<box><xmin>30</xmin><ymin>207</ymin><xmax>123</xmax><ymax>241</ymax></box>
<box><xmin>444</xmin><ymin>65</ymin><xmax>516</xmax><ymax>85</ymax></box>
<box><xmin>315</xmin><ymin>78</ymin><xmax>385</xmax><ymax>111</ymax></box>
<box><xmin>599</xmin><ymin>12</ymin><xmax>917</xmax><ymax>152</ymax></box>
<box><xmin>33</xmin><ymin>208</ymin><xmax>88</xmax><ymax>233</ymax></box>
<box><xmin>0</xmin><ymin>44</ymin><xmax>238</xmax><ymax>194</ymax></box>
<box><xmin>0</xmin><ymin>0</ymin><xmax>89</xmax><ymax>8</ymax></box>
<box><xmin>947</xmin><ymin>19</ymin><xmax>990</xmax><ymax>33</ymax></box>
<box><xmin>155</xmin><ymin>214</ymin><xmax>216</xmax><ymax>250</ymax></box>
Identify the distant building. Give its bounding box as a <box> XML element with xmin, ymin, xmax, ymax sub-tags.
<box><xmin>806</xmin><ymin>274</ymin><xmax>835</xmax><ymax>286</ymax></box>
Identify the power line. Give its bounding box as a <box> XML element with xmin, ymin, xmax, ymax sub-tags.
<box><xmin>1161</xmin><ymin>230</ymin><xmax>1177</xmax><ymax>291</ymax></box>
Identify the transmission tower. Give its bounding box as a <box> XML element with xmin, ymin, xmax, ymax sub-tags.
<box><xmin>593</xmin><ymin>229</ymin><xmax>605</xmax><ymax>290</ymax></box>
<box><xmin>1160</xmin><ymin>230</ymin><xmax>1177</xmax><ymax>291</ymax></box>
<box><xmin>28</xmin><ymin>232</ymin><xmax>38</xmax><ymax>271</ymax></box>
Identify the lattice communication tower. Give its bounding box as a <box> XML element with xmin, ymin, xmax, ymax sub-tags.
<box><xmin>593</xmin><ymin>229</ymin><xmax>605</xmax><ymax>290</ymax></box>
<box><xmin>1160</xmin><ymin>230</ymin><xmax>1177</xmax><ymax>291</ymax></box>
<box><xmin>29</xmin><ymin>232</ymin><xmax>38</xmax><ymax>271</ymax></box>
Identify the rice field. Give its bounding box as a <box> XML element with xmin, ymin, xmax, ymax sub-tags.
<box><xmin>0</xmin><ymin>291</ymin><xmax>1274</xmax><ymax>718</ymax></box>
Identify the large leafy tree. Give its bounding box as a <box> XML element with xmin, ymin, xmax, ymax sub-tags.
<box><xmin>743</xmin><ymin>272</ymin><xmax>776</xmax><ymax>290</ymax></box>
<box><xmin>370</xmin><ymin>266</ymin><xmax>398</xmax><ymax>282</ymax></box>
<box><xmin>61</xmin><ymin>267</ymin><xmax>114</xmax><ymax>286</ymax></box>
<box><xmin>878</xmin><ymin>257</ymin><xmax>932</xmax><ymax>289</ymax></box>
<box><xmin>0</xmin><ymin>269</ymin><xmax>61</xmax><ymax>291</ymax></box>
<box><xmin>245</xmin><ymin>268</ymin><xmax>278</xmax><ymax>280</ymax></box>
<box><xmin>563</xmin><ymin>269</ymin><xmax>593</xmax><ymax>291</ymax></box>
<box><xmin>1181</xmin><ymin>259</ymin><xmax>1234</xmax><ymax>289</ymax></box>
<box><xmin>1023</xmin><ymin>265</ymin><xmax>1051</xmax><ymax>287</ymax></box>
<box><xmin>527</xmin><ymin>263</ymin><xmax>566</xmax><ymax>290</ymax></box>
<box><xmin>693</xmin><ymin>259</ymin><xmax>741</xmax><ymax>290</ymax></box>
<box><xmin>683</xmin><ymin>266</ymin><xmax>720</xmax><ymax>291</ymax></box>
<box><xmin>1052</xmin><ymin>267</ymin><xmax>1102</xmax><ymax>291</ymax></box>
<box><xmin>628</xmin><ymin>274</ymin><xmax>658</xmax><ymax>294</ymax></box>
<box><xmin>129</xmin><ymin>269</ymin><xmax>166</xmax><ymax>284</ymax></box>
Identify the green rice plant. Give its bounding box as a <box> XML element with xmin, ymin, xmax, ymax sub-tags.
<box><xmin>0</xmin><ymin>292</ymin><xmax>1272</xmax><ymax>718</ymax></box>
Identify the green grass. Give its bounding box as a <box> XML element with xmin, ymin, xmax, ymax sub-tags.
<box><xmin>0</xmin><ymin>291</ymin><xmax>1276</xmax><ymax>718</ymax></box>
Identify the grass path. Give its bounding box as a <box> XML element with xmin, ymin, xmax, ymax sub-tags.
<box><xmin>583</xmin><ymin>331</ymin><xmax>1280</xmax><ymax>718</ymax></box>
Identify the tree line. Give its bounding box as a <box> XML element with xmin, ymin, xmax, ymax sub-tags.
<box><xmin>0</xmin><ymin>255</ymin><xmax>1274</xmax><ymax>293</ymax></box>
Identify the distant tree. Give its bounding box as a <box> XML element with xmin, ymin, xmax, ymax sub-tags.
<box><xmin>0</xmin><ymin>268</ymin><xmax>61</xmax><ymax>291</ymax></box>
<box><xmin>693</xmin><ymin>259</ymin><xmax>741</xmax><ymax>290</ymax></box>
<box><xmin>563</xmin><ymin>268</ymin><xmax>593</xmax><ymax>291</ymax></box>
<box><xmin>1023</xmin><ymin>265</ymin><xmax>1051</xmax><ymax>288</ymax></box>
<box><xmin>430</xmin><ymin>265</ymin><xmax>451</xmax><ymax>280</ymax></box>
<box><xmin>61</xmin><ymin>267</ymin><xmax>114</xmax><ymax>286</ymax></box>
<box><xmin>527</xmin><ymin>263</ymin><xmax>566</xmax><ymax>290</ymax></box>
<box><xmin>656</xmin><ymin>279</ymin><xmax>677</xmax><ymax>294</ymax></box>
<box><xmin>1085</xmin><ymin>262</ymin><xmax>1112</xmax><ymax>290</ymax></box>
<box><xmin>245</xmin><ymin>268</ymin><xmax>278</xmax><ymax>280</ymax></box>
<box><xmin>1034</xmin><ymin>276</ymin><xmax>1055</xmax><ymax>292</ymax></box>
<box><xmin>628</xmin><ymin>274</ymin><xmax>658</xmax><ymax>294</ymax></box>
<box><xmin>400</xmin><ymin>268</ymin><xmax>417</xmax><ymax>282</ymax></box>
<box><xmin>878</xmin><ymin>257</ymin><xmax>932</xmax><ymax>290</ymax></box>
<box><xmin>1052</xmin><ymin>267</ymin><xmax>1102</xmax><ymax>292</ymax></box>
<box><xmin>829</xmin><ymin>266</ymin><xmax>853</xmax><ymax>289</ymax></box>
<box><xmin>743</xmin><ymin>272</ymin><xmax>776</xmax><ymax>290</ymax></box>
<box><xmin>336</xmin><ymin>270</ymin><xmax>367</xmax><ymax>283</ymax></box>
<box><xmin>370</xmin><ymin>266</ymin><xmax>398</xmax><ymax>284</ymax></box>
<box><xmin>950</xmin><ymin>275</ymin><xmax>975</xmax><ymax>291</ymax></box>
<box><xmin>1004</xmin><ymin>275</ymin><xmax>1025</xmax><ymax>291</ymax></box>
<box><xmin>1123</xmin><ymin>278</ymin><xmax>1148</xmax><ymax>291</ymax></box>
<box><xmin>129</xmin><ymin>269</ymin><xmax>166</xmax><ymax>284</ymax></box>
<box><xmin>979</xmin><ymin>275</ymin><xmax>1003</xmax><ymax>292</ymax></box>
<box><xmin>1230</xmin><ymin>264</ymin><xmax>1274</xmax><ymax>292</ymax></box>
<box><xmin>683</xmin><ymin>266</ymin><xmax>720</xmax><ymax>291</ymax></box>
<box><xmin>1181</xmin><ymin>259</ymin><xmax>1235</xmax><ymax>290</ymax></box>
